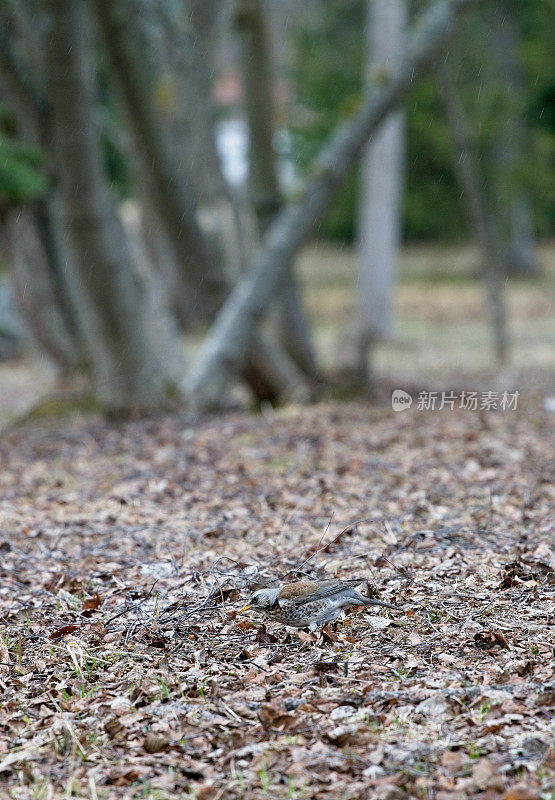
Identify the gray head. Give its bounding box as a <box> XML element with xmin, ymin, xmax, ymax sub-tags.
<box><xmin>240</xmin><ymin>586</ymin><xmax>280</xmax><ymax>612</ymax></box>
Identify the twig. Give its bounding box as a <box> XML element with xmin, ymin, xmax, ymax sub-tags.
<box><xmin>282</xmin><ymin>517</ymin><xmax>380</xmax><ymax>579</ymax></box>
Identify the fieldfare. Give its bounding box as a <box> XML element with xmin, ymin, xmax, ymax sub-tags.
<box><xmin>238</xmin><ymin>578</ymin><xmax>396</xmax><ymax>630</ymax></box>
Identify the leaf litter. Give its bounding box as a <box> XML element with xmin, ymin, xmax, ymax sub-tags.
<box><xmin>0</xmin><ymin>400</ymin><xmax>553</xmax><ymax>799</ymax></box>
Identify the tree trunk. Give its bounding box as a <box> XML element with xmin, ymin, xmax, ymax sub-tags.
<box><xmin>32</xmin><ymin>197</ymin><xmax>85</xmax><ymax>354</ymax></box>
<box><xmin>236</xmin><ymin>0</ymin><xmax>282</xmax><ymax>230</ymax></box>
<box><xmin>488</xmin><ymin>1</ymin><xmax>538</xmax><ymax>276</ymax></box>
<box><xmin>138</xmin><ymin>0</ymin><xmax>232</xmax><ymax>323</ymax></box>
<box><xmin>95</xmin><ymin>0</ymin><xmax>311</xmax><ymax>404</ymax></box>
<box><xmin>0</xmin><ymin>9</ymin><xmax>85</xmax><ymax>371</ymax></box>
<box><xmin>507</xmin><ymin>196</ymin><xmax>538</xmax><ymax>276</ymax></box>
<box><xmin>4</xmin><ymin>208</ymin><xmax>79</xmax><ymax>372</ymax></box>
<box><xmin>164</xmin><ymin>0</ymin><xmax>230</xmax><ymax>206</ymax></box>
<box><xmin>436</xmin><ymin>57</ymin><xmax>508</xmax><ymax>363</ymax></box>
<box><xmin>47</xmin><ymin>0</ymin><xmax>176</xmax><ymax>415</ymax></box>
<box><xmin>187</xmin><ymin>0</ymin><xmax>478</xmax><ymax>406</ymax></box>
<box><xmin>355</xmin><ymin>0</ymin><xmax>407</xmax><ymax>388</ymax></box>
<box><xmin>235</xmin><ymin>0</ymin><xmax>317</xmax><ymax>378</ymax></box>
<box><xmin>93</xmin><ymin>0</ymin><xmax>227</xmax><ymax>320</ymax></box>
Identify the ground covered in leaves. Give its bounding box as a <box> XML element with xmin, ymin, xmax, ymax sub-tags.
<box><xmin>0</xmin><ymin>398</ymin><xmax>553</xmax><ymax>799</ymax></box>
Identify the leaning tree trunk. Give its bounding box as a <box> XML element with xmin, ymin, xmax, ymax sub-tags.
<box><xmin>187</xmin><ymin>0</ymin><xmax>478</xmax><ymax>406</ymax></box>
<box><xmin>47</xmin><ymin>0</ymin><xmax>176</xmax><ymax>415</ymax></box>
<box><xmin>355</xmin><ymin>0</ymin><xmax>407</xmax><ymax>389</ymax></box>
<box><xmin>436</xmin><ymin>57</ymin><xmax>508</xmax><ymax>363</ymax></box>
<box><xmin>235</xmin><ymin>0</ymin><xmax>317</xmax><ymax>379</ymax></box>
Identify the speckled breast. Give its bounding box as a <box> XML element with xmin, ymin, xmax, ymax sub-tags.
<box><xmin>272</xmin><ymin>599</ymin><xmax>331</xmax><ymax>624</ymax></box>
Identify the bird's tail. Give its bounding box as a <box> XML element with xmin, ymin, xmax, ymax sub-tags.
<box><xmin>356</xmin><ymin>593</ymin><xmax>397</xmax><ymax>610</ymax></box>
<box><xmin>345</xmin><ymin>581</ymin><xmax>397</xmax><ymax>610</ymax></box>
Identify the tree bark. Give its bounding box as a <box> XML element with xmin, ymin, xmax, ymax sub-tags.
<box><xmin>95</xmin><ymin>0</ymin><xmax>311</xmax><ymax>404</ymax></box>
<box><xmin>93</xmin><ymin>0</ymin><xmax>227</xmax><ymax>320</ymax></box>
<box><xmin>32</xmin><ymin>197</ymin><xmax>84</xmax><ymax>354</ymax></box>
<box><xmin>0</xmin><ymin>8</ymin><xmax>86</xmax><ymax>371</ymax></box>
<box><xmin>436</xmin><ymin>57</ymin><xmax>508</xmax><ymax>363</ymax></box>
<box><xmin>487</xmin><ymin>1</ymin><xmax>538</xmax><ymax>276</ymax></box>
<box><xmin>507</xmin><ymin>196</ymin><xmax>538</xmax><ymax>276</ymax></box>
<box><xmin>235</xmin><ymin>0</ymin><xmax>317</xmax><ymax>378</ymax></box>
<box><xmin>187</xmin><ymin>0</ymin><xmax>478</xmax><ymax>406</ymax></box>
<box><xmin>165</xmin><ymin>0</ymin><xmax>231</xmax><ymax>206</ymax></box>
<box><xmin>235</xmin><ymin>0</ymin><xmax>282</xmax><ymax>230</ymax></box>
<box><xmin>47</xmin><ymin>0</ymin><xmax>176</xmax><ymax>415</ymax></box>
<box><xmin>4</xmin><ymin>208</ymin><xmax>79</xmax><ymax>372</ymax></box>
<box><xmin>355</xmin><ymin>0</ymin><xmax>407</xmax><ymax>388</ymax></box>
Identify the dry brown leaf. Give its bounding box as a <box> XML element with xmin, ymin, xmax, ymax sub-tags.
<box><xmin>143</xmin><ymin>733</ymin><xmax>169</xmax><ymax>753</ymax></box>
<box><xmin>441</xmin><ymin>750</ymin><xmax>464</xmax><ymax>774</ymax></box>
<box><xmin>49</xmin><ymin>624</ymin><xmax>79</xmax><ymax>640</ymax></box>
<box><xmin>81</xmin><ymin>593</ymin><xmax>101</xmax><ymax>616</ymax></box>
<box><xmin>104</xmin><ymin>717</ymin><xmax>125</xmax><ymax>740</ymax></box>
<box><xmin>504</xmin><ymin>783</ymin><xmax>541</xmax><ymax>800</ymax></box>
<box><xmin>0</xmin><ymin>645</ymin><xmax>9</xmax><ymax>676</ymax></box>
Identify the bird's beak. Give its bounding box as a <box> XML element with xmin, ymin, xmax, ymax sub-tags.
<box><xmin>237</xmin><ymin>603</ymin><xmax>252</xmax><ymax>613</ymax></box>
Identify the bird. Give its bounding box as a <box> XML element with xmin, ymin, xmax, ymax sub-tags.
<box><xmin>237</xmin><ymin>578</ymin><xmax>396</xmax><ymax>630</ymax></box>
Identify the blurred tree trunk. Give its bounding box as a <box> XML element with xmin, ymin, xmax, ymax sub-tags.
<box><xmin>355</xmin><ymin>0</ymin><xmax>407</xmax><ymax>389</ymax></box>
<box><xmin>488</xmin><ymin>1</ymin><xmax>538</xmax><ymax>276</ymax></box>
<box><xmin>47</xmin><ymin>0</ymin><xmax>175</xmax><ymax>415</ymax></box>
<box><xmin>187</xmin><ymin>0</ymin><xmax>478</xmax><ymax>406</ymax></box>
<box><xmin>0</xmin><ymin>9</ymin><xmax>85</xmax><ymax>371</ymax></box>
<box><xmin>3</xmin><ymin>207</ymin><xmax>79</xmax><ymax>371</ymax></box>
<box><xmin>235</xmin><ymin>0</ymin><xmax>281</xmax><ymax>231</ymax></box>
<box><xmin>235</xmin><ymin>0</ymin><xmax>317</xmax><ymax>379</ymax></box>
<box><xmin>93</xmin><ymin>0</ymin><xmax>226</xmax><ymax>321</ymax></box>
<box><xmin>95</xmin><ymin>0</ymin><xmax>311</xmax><ymax>404</ymax></box>
<box><xmin>436</xmin><ymin>57</ymin><xmax>508</xmax><ymax>363</ymax></box>
<box><xmin>162</xmin><ymin>0</ymin><xmax>228</xmax><ymax>206</ymax></box>
<box><xmin>1</xmin><ymin>196</ymin><xmax>85</xmax><ymax>373</ymax></box>
<box><xmin>32</xmin><ymin>197</ymin><xmax>84</xmax><ymax>354</ymax></box>
<box><xmin>507</xmin><ymin>196</ymin><xmax>537</xmax><ymax>276</ymax></box>
<box><xmin>133</xmin><ymin>0</ymin><xmax>230</xmax><ymax>325</ymax></box>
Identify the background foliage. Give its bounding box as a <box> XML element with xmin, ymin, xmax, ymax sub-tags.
<box><xmin>0</xmin><ymin>106</ymin><xmax>46</xmax><ymax>206</ymax></box>
<box><xmin>288</xmin><ymin>0</ymin><xmax>554</xmax><ymax>241</ymax></box>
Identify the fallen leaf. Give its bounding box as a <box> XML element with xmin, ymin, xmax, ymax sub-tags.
<box><xmin>472</xmin><ymin>758</ymin><xmax>499</xmax><ymax>790</ymax></box>
<box><xmin>441</xmin><ymin>750</ymin><xmax>464</xmax><ymax>773</ymax></box>
<box><xmin>258</xmin><ymin>703</ymin><xmax>298</xmax><ymax>731</ymax></box>
<box><xmin>104</xmin><ymin>717</ymin><xmax>125</xmax><ymax>740</ymax></box>
<box><xmin>0</xmin><ymin>645</ymin><xmax>9</xmax><ymax>675</ymax></box>
<box><xmin>81</xmin><ymin>593</ymin><xmax>101</xmax><ymax>616</ymax></box>
<box><xmin>144</xmin><ymin>733</ymin><xmax>169</xmax><ymax>753</ymax></box>
<box><xmin>49</xmin><ymin>625</ymin><xmax>79</xmax><ymax>640</ymax></box>
<box><xmin>504</xmin><ymin>783</ymin><xmax>540</xmax><ymax>800</ymax></box>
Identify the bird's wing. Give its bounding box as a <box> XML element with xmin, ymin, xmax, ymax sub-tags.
<box><xmin>283</xmin><ymin>579</ymin><xmax>361</xmax><ymax>606</ymax></box>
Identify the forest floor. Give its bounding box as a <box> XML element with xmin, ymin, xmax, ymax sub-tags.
<box><xmin>0</xmin><ymin>242</ymin><xmax>553</xmax><ymax>799</ymax></box>
<box><xmin>0</xmin><ymin>397</ymin><xmax>553</xmax><ymax>800</ymax></box>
